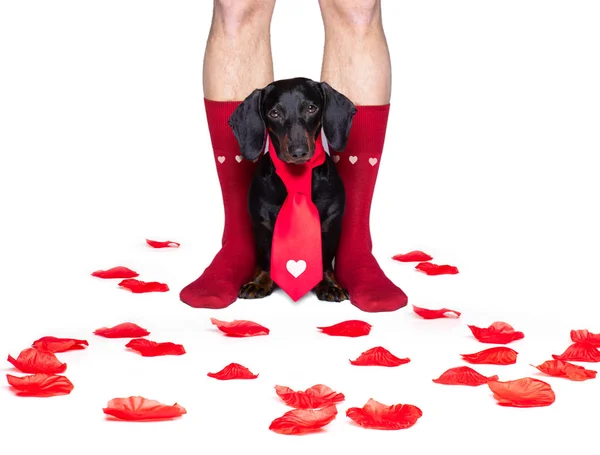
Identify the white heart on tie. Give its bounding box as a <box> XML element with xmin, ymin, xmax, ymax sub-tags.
<box><xmin>349</xmin><ymin>156</ymin><xmax>358</xmax><ymax>164</ymax></box>
<box><xmin>369</xmin><ymin>157</ymin><xmax>378</xmax><ymax>166</ymax></box>
<box><xmin>332</xmin><ymin>155</ymin><xmax>340</xmax><ymax>163</ymax></box>
<box><xmin>235</xmin><ymin>155</ymin><xmax>243</xmax><ymax>163</ymax></box>
<box><xmin>217</xmin><ymin>156</ymin><xmax>226</xmax><ymax>164</ymax></box>
<box><xmin>286</xmin><ymin>259</ymin><xmax>307</xmax><ymax>278</ymax></box>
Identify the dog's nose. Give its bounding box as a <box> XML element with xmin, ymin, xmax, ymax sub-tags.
<box><xmin>290</xmin><ymin>148</ymin><xmax>308</xmax><ymax>159</ymax></box>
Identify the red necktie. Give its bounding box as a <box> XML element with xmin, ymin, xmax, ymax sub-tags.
<box><xmin>269</xmin><ymin>134</ymin><xmax>326</xmax><ymax>301</ymax></box>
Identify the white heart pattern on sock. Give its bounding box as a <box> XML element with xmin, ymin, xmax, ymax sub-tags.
<box><xmin>286</xmin><ymin>259</ymin><xmax>307</xmax><ymax>278</ymax></box>
<box><xmin>369</xmin><ymin>157</ymin><xmax>378</xmax><ymax>166</ymax></box>
<box><xmin>332</xmin><ymin>155</ymin><xmax>340</xmax><ymax>163</ymax></box>
<box><xmin>349</xmin><ymin>156</ymin><xmax>358</xmax><ymax>164</ymax></box>
<box><xmin>217</xmin><ymin>156</ymin><xmax>226</xmax><ymax>164</ymax></box>
<box><xmin>235</xmin><ymin>155</ymin><xmax>243</xmax><ymax>163</ymax></box>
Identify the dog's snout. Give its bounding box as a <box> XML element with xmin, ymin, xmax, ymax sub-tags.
<box><xmin>290</xmin><ymin>147</ymin><xmax>309</xmax><ymax>159</ymax></box>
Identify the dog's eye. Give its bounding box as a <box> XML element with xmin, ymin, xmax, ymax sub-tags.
<box><xmin>269</xmin><ymin>110</ymin><xmax>280</xmax><ymax>119</ymax></box>
<box><xmin>307</xmin><ymin>104</ymin><xmax>318</xmax><ymax>114</ymax></box>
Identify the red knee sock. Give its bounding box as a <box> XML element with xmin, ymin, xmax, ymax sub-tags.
<box><xmin>180</xmin><ymin>99</ymin><xmax>257</xmax><ymax>309</ymax></box>
<box><xmin>332</xmin><ymin>104</ymin><xmax>408</xmax><ymax>313</ymax></box>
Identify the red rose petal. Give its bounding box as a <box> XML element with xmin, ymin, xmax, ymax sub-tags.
<box><xmin>570</xmin><ymin>329</ymin><xmax>600</xmax><ymax>347</ymax></box>
<box><xmin>275</xmin><ymin>384</ymin><xmax>345</xmax><ymax>409</ymax></box>
<box><xmin>392</xmin><ymin>250</ymin><xmax>433</xmax><ymax>262</ymax></box>
<box><xmin>210</xmin><ymin>318</ymin><xmax>269</xmax><ymax>337</ymax></box>
<box><xmin>94</xmin><ymin>322</ymin><xmax>150</xmax><ymax>338</ymax></box>
<box><xmin>146</xmin><ymin>239</ymin><xmax>180</xmax><ymax>248</ymax></box>
<box><xmin>118</xmin><ymin>279</ymin><xmax>169</xmax><ymax>293</ymax></box>
<box><xmin>415</xmin><ymin>262</ymin><xmax>459</xmax><ymax>275</ymax></box>
<box><xmin>125</xmin><ymin>339</ymin><xmax>186</xmax><ymax>357</ymax></box>
<box><xmin>317</xmin><ymin>320</ymin><xmax>372</xmax><ymax>337</ymax></box>
<box><xmin>432</xmin><ymin>366</ymin><xmax>498</xmax><ymax>386</ymax></box>
<box><xmin>91</xmin><ymin>266</ymin><xmax>139</xmax><ymax>279</ymax></box>
<box><xmin>461</xmin><ymin>347</ymin><xmax>518</xmax><ymax>365</ymax></box>
<box><xmin>269</xmin><ymin>404</ymin><xmax>338</xmax><ymax>435</ymax></box>
<box><xmin>468</xmin><ymin>321</ymin><xmax>525</xmax><ymax>344</ymax></box>
<box><xmin>346</xmin><ymin>399</ymin><xmax>422</xmax><ymax>430</ymax></box>
<box><xmin>207</xmin><ymin>363</ymin><xmax>258</xmax><ymax>380</ymax></box>
<box><xmin>7</xmin><ymin>373</ymin><xmax>74</xmax><ymax>397</ymax></box>
<box><xmin>32</xmin><ymin>336</ymin><xmax>88</xmax><ymax>353</ymax></box>
<box><xmin>103</xmin><ymin>396</ymin><xmax>186</xmax><ymax>421</ymax></box>
<box><xmin>350</xmin><ymin>347</ymin><xmax>410</xmax><ymax>367</ymax></box>
<box><xmin>7</xmin><ymin>348</ymin><xmax>67</xmax><ymax>374</ymax></box>
<box><xmin>412</xmin><ymin>305</ymin><xmax>461</xmax><ymax>319</ymax></box>
<box><xmin>532</xmin><ymin>360</ymin><xmax>596</xmax><ymax>381</ymax></box>
<box><xmin>269</xmin><ymin>404</ymin><xmax>337</xmax><ymax>434</ymax></box>
<box><xmin>552</xmin><ymin>342</ymin><xmax>600</xmax><ymax>362</ymax></box>
<box><xmin>488</xmin><ymin>377</ymin><xmax>555</xmax><ymax>407</ymax></box>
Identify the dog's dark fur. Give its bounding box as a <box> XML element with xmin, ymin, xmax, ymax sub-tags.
<box><xmin>228</xmin><ymin>77</ymin><xmax>357</xmax><ymax>301</ymax></box>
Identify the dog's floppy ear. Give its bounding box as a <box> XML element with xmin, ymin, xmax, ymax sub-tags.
<box><xmin>228</xmin><ymin>88</ymin><xmax>266</xmax><ymax>161</ymax></box>
<box><xmin>319</xmin><ymin>82</ymin><xmax>357</xmax><ymax>152</ymax></box>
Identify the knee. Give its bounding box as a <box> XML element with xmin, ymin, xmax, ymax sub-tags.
<box><xmin>214</xmin><ymin>0</ymin><xmax>275</xmax><ymax>34</ymax></box>
<box><xmin>319</xmin><ymin>0</ymin><xmax>380</xmax><ymax>29</ymax></box>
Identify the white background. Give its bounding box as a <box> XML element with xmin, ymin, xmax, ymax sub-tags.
<box><xmin>1</xmin><ymin>0</ymin><xmax>599</xmax><ymax>453</ymax></box>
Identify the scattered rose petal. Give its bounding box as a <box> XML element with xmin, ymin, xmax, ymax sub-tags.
<box><xmin>461</xmin><ymin>347</ymin><xmax>518</xmax><ymax>365</ymax></box>
<box><xmin>32</xmin><ymin>336</ymin><xmax>88</xmax><ymax>353</ymax></box>
<box><xmin>269</xmin><ymin>404</ymin><xmax>338</xmax><ymax>435</ymax></box>
<box><xmin>346</xmin><ymin>399</ymin><xmax>422</xmax><ymax>430</ymax></box>
<box><xmin>103</xmin><ymin>396</ymin><xmax>186</xmax><ymax>421</ymax></box>
<box><xmin>350</xmin><ymin>347</ymin><xmax>410</xmax><ymax>367</ymax></box>
<box><xmin>412</xmin><ymin>305</ymin><xmax>461</xmax><ymax>319</ymax></box>
<box><xmin>532</xmin><ymin>360</ymin><xmax>596</xmax><ymax>381</ymax></box>
<box><xmin>118</xmin><ymin>279</ymin><xmax>169</xmax><ymax>293</ymax></box>
<box><xmin>146</xmin><ymin>239</ymin><xmax>180</xmax><ymax>248</ymax></box>
<box><xmin>392</xmin><ymin>251</ymin><xmax>433</xmax><ymax>262</ymax></box>
<box><xmin>552</xmin><ymin>342</ymin><xmax>600</xmax><ymax>362</ymax></box>
<box><xmin>6</xmin><ymin>373</ymin><xmax>74</xmax><ymax>397</ymax></box>
<box><xmin>432</xmin><ymin>366</ymin><xmax>498</xmax><ymax>386</ymax></box>
<box><xmin>94</xmin><ymin>322</ymin><xmax>150</xmax><ymax>338</ymax></box>
<box><xmin>7</xmin><ymin>348</ymin><xmax>67</xmax><ymax>374</ymax></box>
<box><xmin>488</xmin><ymin>378</ymin><xmax>555</xmax><ymax>407</ymax></box>
<box><xmin>207</xmin><ymin>363</ymin><xmax>258</xmax><ymax>380</ymax></box>
<box><xmin>91</xmin><ymin>266</ymin><xmax>139</xmax><ymax>279</ymax></box>
<box><xmin>570</xmin><ymin>329</ymin><xmax>600</xmax><ymax>347</ymax></box>
<box><xmin>125</xmin><ymin>339</ymin><xmax>185</xmax><ymax>357</ymax></box>
<box><xmin>317</xmin><ymin>320</ymin><xmax>372</xmax><ymax>337</ymax></box>
<box><xmin>468</xmin><ymin>321</ymin><xmax>524</xmax><ymax>344</ymax></box>
<box><xmin>415</xmin><ymin>262</ymin><xmax>459</xmax><ymax>275</ymax></box>
<box><xmin>275</xmin><ymin>384</ymin><xmax>345</xmax><ymax>409</ymax></box>
<box><xmin>210</xmin><ymin>318</ymin><xmax>269</xmax><ymax>337</ymax></box>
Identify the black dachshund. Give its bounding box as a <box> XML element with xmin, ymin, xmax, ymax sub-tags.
<box><xmin>228</xmin><ymin>77</ymin><xmax>356</xmax><ymax>301</ymax></box>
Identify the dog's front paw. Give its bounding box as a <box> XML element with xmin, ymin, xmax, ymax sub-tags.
<box><xmin>238</xmin><ymin>269</ymin><xmax>274</xmax><ymax>299</ymax></box>
<box><xmin>315</xmin><ymin>272</ymin><xmax>349</xmax><ymax>302</ymax></box>
<box><xmin>238</xmin><ymin>281</ymin><xmax>274</xmax><ymax>299</ymax></box>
